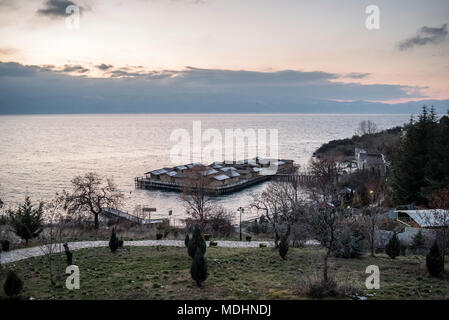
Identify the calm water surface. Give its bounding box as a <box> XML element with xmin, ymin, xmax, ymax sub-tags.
<box><xmin>0</xmin><ymin>114</ymin><xmax>410</xmax><ymax>221</ymax></box>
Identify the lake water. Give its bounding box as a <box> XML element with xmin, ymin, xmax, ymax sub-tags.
<box><xmin>0</xmin><ymin>114</ymin><xmax>410</xmax><ymax>221</ymax></box>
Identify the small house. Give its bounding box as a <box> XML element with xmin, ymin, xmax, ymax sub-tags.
<box><xmin>211</xmin><ymin>174</ymin><xmax>231</xmax><ymax>187</ymax></box>
<box><xmin>395</xmin><ymin>209</ymin><xmax>449</xmax><ymax>229</ymax></box>
<box><xmin>355</xmin><ymin>149</ymin><xmax>386</xmax><ymax>176</ymax></box>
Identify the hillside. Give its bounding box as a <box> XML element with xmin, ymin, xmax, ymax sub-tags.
<box><xmin>1</xmin><ymin>246</ymin><xmax>448</xmax><ymax>300</ymax></box>
<box><xmin>313</xmin><ymin>126</ymin><xmax>403</xmax><ymax>162</ymax></box>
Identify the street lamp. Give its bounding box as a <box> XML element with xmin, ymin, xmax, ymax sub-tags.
<box><xmin>238</xmin><ymin>207</ymin><xmax>245</xmax><ymax>241</ymax></box>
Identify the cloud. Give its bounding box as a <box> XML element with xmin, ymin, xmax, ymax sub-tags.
<box><xmin>399</xmin><ymin>24</ymin><xmax>448</xmax><ymax>51</ymax></box>
<box><xmin>165</xmin><ymin>67</ymin><xmax>339</xmax><ymax>85</ymax></box>
<box><xmin>96</xmin><ymin>63</ymin><xmax>114</xmax><ymax>70</ymax></box>
<box><xmin>168</xmin><ymin>0</ymin><xmax>207</xmax><ymax>4</ymax></box>
<box><xmin>0</xmin><ymin>61</ymin><xmax>50</xmax><ymax>76</ymax></box>
<box><xmin>61</xmin><ymin>64</ymin><xmax>89</xmax><ymax>73</ymax></box>
<box><xmin>343</xmin><ymin>72</ymin><xmax>371</xmax><ymax>79</ymax></box>
<box><xmin>109</xmin><ymin>69</ymin><xmax>146</xmax><ymax>78</ymax></box>
<box><xmin>0</xmin><ymin>0</ymin><xmax>16</xmax><ymax>8</ymax></box>
<box><xmin>0</xmin><ymin>48</ymin><xmax>17</xmax><ymax>55</ymax></box>
<box><xmin>37</xmin><ymin>0</ymin><xmax>83</xmax><ymax>18</ymax></box>
<box><xmin>0</xmin><ymin>61</ymin><xmax>428</xmax><ymax>115</ymax></box>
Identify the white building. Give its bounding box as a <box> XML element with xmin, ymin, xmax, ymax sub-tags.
<box><xmin>355</xmin><ymin>148</ymin><xmax>386</xmax><ymax>176</ymax></box>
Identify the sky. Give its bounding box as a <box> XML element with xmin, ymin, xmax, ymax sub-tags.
<box><xmin>0</xmin><ymin>0</ymin><xmax>448</xmax><ymax>114</ymax></box>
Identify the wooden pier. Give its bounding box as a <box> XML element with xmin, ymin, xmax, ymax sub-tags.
<box><xmin>272</xmin><ymin>173</ymin><xmax>315</xmax><ymax>183</ymax></box>
<box><xmin>135</xmin><ymin>174</ymin><xmax>272</xmax><ymax>195</ymax></box>
<box><xmin>135</xmin><ymin>172</ymin><xmax>314</xmax><ymax>195</ymax></box>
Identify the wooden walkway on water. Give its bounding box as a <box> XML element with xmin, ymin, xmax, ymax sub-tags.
<box><xmin>135</xmin><ymin>173</ymin><xmax>314</xmax><ymax>195</ymax></box>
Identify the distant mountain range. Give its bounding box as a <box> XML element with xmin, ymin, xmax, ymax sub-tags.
<box><xmin>1</xmin><ymin>61</ymin><xmax>447</xmax><ymax>115</ymax></box>
<box><xmin>0</xmin><ymin>95</ymin><xmax>447</xmax><ymax>115</ymax></box>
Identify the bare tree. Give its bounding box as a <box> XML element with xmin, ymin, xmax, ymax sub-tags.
<box><xmin>355</xmin><ymin>120</ymin><xmax>378</xmax><ymax>136</ymax></box>
<box><xmin>39</xmin><ymin>193</ymin><xmax>70</xmax><ymax>287</ymax></box>
<box><xmin>181</xmin><ymin>166</ymin><xmax>214</xmax><ymax>227</ymax></box>
<box><xmin>303</xmin><ymin>157</ymin><xmax>342</xmax><ymax>284</ymax></box>
<box><xmin>202</xmin><ymin>206</ymin><xmax>234</xmax><ymax>237</ymax></box>
<box><xmin>360</xmin><ymin>176</ymin><xmax>388</xmax><ymax>257</ymax></box>
<box><xmin>65</xmin><ymin>172</ymin><xmax>124</xmax><ymax>229</ymax></box>
<box><xmin>251</xmin><ymin>180</ymin><xmax>307</xmax><ymax>247</ymax></box>
<box><xmin>39</xmin><ymin>192</ymin><xmax>87</xmax><ymax>287</ymax></box>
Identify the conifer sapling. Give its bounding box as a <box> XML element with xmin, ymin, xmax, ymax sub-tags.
<box><xmin>279</xmin><ymin>234</ymin><xmax>289</xmax><ymax>260</ymax></box>
<box><xmin>190</xmin><ymin>247</ymin><xmax>208</xmax><ymax>287</ymax></box>
<box><xmin>386</xmin><ymin>232</ymin><xmax>400</xmax><ymax>259</ymax></box>
<box><xmin>426</xmin><ymin>240</ymin><xmax>444</xmax><ymax>277</ymax></box>
<box><xmin>3</xmin><ymin>270</ymin><xmax>23</xmax><ymax>298</ymax></box>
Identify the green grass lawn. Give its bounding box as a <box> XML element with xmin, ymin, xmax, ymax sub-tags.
<box><xmin>1</xmin><ymin>246</ymin><xmax>448</xmax><ymax>300</ymax></box>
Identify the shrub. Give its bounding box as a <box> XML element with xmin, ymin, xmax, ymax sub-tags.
<box><xmin>246</xmin><ymin>236</ymin><xmax>252</xmax><ymax>242</ymax></box>
<box><xmin>251</xmin><ymin>220</ymin><xmax>260</xmax><ymax>235</ymax></box>
<box><xmin>188</xmin><ymin>225</ymin><xmax>206</xmax><ymax>259</ymax></box>
<box><xmin>332</xmin><ymin>227</ymin><xmax>364</xmax><ymax>258</ymax></box>
<box><xmin>109</xmin><ymin>227</ymin><xmax>120</xmax><ymax>253</ymax></box>
<box><xmin>3</xmin><ymin>270</ymin><xmax>23</xmax><ymax>298</ymax></box>
<box><xmin>0</xmin><ymin>214</ymin><xmax>8</xmax><ymax>225</ymax></box>
<box><xmin>410</xmin><ymin>230</ymin><xmax>426</xmax><ymax>254</ymax></box>
<box><xmin>190</xmin><ymin>247</ymin><xmax>208</xmax><ymax>287</ymax></box>
<box><xmin>118</xmin><ymin>239</ymin><xmax>124</xmax><ymax>248</ymax></box>
<box><xmin>305</xmin><ymin>278</ymin><xmax>339</xmax><ymax>299</ymax></box>
<box><xmin>184</xmin><ymin>234</ymin><xmax>190</xmax><ymax>247</ymax></box>
<box><xmin>1</xmin><ymin>240</ymin><xmax>10</xmax><ymax>252</ymax></box>
<box><xmin>203</xmin><ymin>234</ymin><xmax>211</xmax><ymax>241</ymax></box>
<box><xmin>63</xmin><ymin>243</ymin><xmax>73</xmax><ymax>266</ymax></box>
<box><xmin>426</xmin><ymin>240</ymin><xmax>444</xmax><ymax>277</ymax></box>
<box><xmin>205</xmin><ymin>207</ymin><xmax>234</xmax><ymax>237</ymax></box>
<box><xmin>156</xmin><ymin>233</ymin><xmax>163</xmax><ymax>240</ymax></box>
<box><xmin>299</xmin><ymin>276</ymin><xmax>361</xmax><ymax>299</ymax></box>
<box><xmin>279</xmin><ymin>234</ymin><xmax>289</xmax><ymax>260</ymax></box>
<box><xmin>386</xmin><ymin>232</ymin><xmax>400</xmax><ymax>259</ymax></box>
<box><xmin>399</xmin><ymin>241</ymin><xmax>407</xmax><ymax>256</ymax></box>
<box><xmin>209</xmin><ymin>240</ymin><xmax>217</xmax><ymax>247</ymax></box>
<box><xmin>8</xmin><ymin>197</ymin><xmax>43</xmax><ymax>246</ymax></box>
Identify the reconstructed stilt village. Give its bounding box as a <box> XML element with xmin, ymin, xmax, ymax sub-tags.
<box><xmin>135</xmin><ymin>157</ymin><xmax>294</xmax><ymax>194</ymax></box>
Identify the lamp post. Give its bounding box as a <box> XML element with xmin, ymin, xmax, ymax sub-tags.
<box><xmin>168</xmin><ymin>208</ymin><xmax>173</xmax><ymax>227</ymax></box>
<box><xmin>238</xmin><ymin>207</ymin><xmax>244</xmax><ymax>241</ymax></box>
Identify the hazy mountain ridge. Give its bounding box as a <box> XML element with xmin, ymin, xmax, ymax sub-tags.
<box><xmin>1</xmin><ymin>95</ymin><xmax>448</xmax><ymax>115</ymax></box>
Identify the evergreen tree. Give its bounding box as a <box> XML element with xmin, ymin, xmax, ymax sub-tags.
<box><xmin>184</xmin><ymin>234</ymin><xmax>190</xmax><ymax>247</ymax></box>
<box><xmin>424</xmin><ymin>114</ymin><xmax>449</xmax><ymax>196</ymax></box>
<box><xmin>279</xmin><ymin>234</ymin><xmax>289</xmax><ymax>260</ymax></box>
<box><xmin>187</xmin><ymin>225</ymin><xmax>206</xmax><ymax>258</ymax></box>
<box><xmin>109</xmin><ymin>227</ymin><xmax>119</xmax><ymax>253</ymax></box>
<box><xmin>426</xmin><ymin>240</ymin><xmax>444</xmax><ymax>277</ymax></box>
<box><xmin>386</xmin><ymin>232</ymin><xmax>400</xmax><ymax>259</ymax></box>
<box><xmin>8</xmin><ymin>196</ymin><xmax>43</xmax><ymax>246</ymax></box>
<box><xmin>3</xmin><ymin>270</ymin><xmax>23</xmax><ymax>298</ymax></box>
<box><xmin>410</xmin><ymin>230</ymin><xmax>426</xmax><ymax>253</ymax></box>
<box><xmin>332</xmin><ymin>226</ymin><xmax>364</xmax><ymax>258</ymax></box>
<box><xmin>190</xmin><ymin>247</ymin><xmax>208</xmax><ymax>287</ymax></box>
<box><xmin>391</xmin><ymin>106</ymin><xmax>438</xmax><ymax>205</ymax></box>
